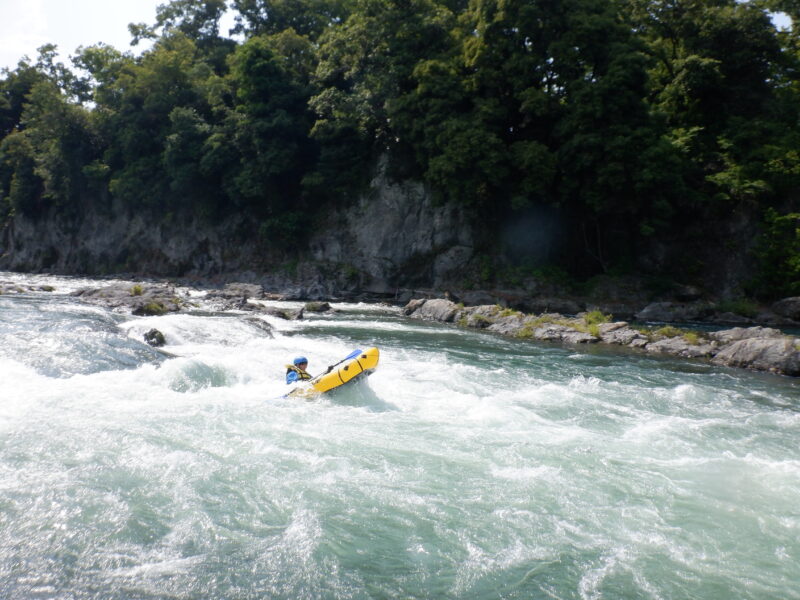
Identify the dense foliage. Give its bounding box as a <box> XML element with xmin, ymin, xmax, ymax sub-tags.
<box><xmin>0</xmin><ymin>0</ymin><xmax>798</xmax><ymax>296</ymax></box>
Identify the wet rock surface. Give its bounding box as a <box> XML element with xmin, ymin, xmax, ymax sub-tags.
<box><xmin>597</xmin><ymin>322</ymin><xmax>649</xmax><ymax>347</ymax></box>
<box><xmin>645</xmin><ymin>336</ymin><xmax>717</xmax><ymax>359</ymax></box>
<box><xmin>144</xmin><ymin>328</ymin><xmax>167</xmax><ymax>347</ymax></box>
<box><xmin>404</xmin><ymin>298</ymin><xmax>800</xmax><ymax>377</ymax></box>
<box><xmin>17</xmin><ymin>275</ymin><xmax>800</xmax><ymax>376</ymax></box>
<box><xmin>70</xmin><ymin>282</ymin><xmax>186</xmax><ymax>315</ymax></box>
<box><xmin>712</xmin><ymin>337</ymin><xmax>800</xmax><ymax>374</ymax></box>
<box><xmin>205</xmin><ymin>283</ymin><xmax>264</xmax><ymax>300</ymax></box>
<box><xmin>304</xmin><ymin>301</ymin><xmax>332</xmax><ymax>313</ymax></box>
<box><xmin>771</xmin><ymin>297</ymin><xmax>800</xmax><ymax>321</ymax></box>
<box><xmin>242</xmin><ymin>316</ymin><xmax>275</xmax><ymax>337</ymax></box>
<box><xmin>0</xmin><ymin>280</ymin><xmax>57</xmax><ymax>295</ymax></box>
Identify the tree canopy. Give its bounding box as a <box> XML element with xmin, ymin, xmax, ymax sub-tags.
<box><xmin>0</xmin><ymin>0</ymin><xmax>798</xmax><ymax>296</ymax></box>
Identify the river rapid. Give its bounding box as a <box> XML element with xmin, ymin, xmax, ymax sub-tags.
<box><xmin>1</xmin><ymin>272</ymin><xmax>799</xmax><ymax>599</ymax></box>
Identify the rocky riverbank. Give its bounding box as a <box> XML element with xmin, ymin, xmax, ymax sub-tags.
<box><xmin>4</xmin><ymin>275</ymin><xmax>799</xmax><ymax>376</ymax></box>
<box><xmin>66</xmin><ymin>281</ymin><xmax>321</xmax><ymax>321</ymax></box>
<box><xmin>403</xmin><ymin>298</ymin><xmax>800</xmax><ymax>377</ymax></box>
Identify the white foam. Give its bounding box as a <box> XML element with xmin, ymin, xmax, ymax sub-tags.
<box><xmin>3</xmin><ymin>271</ymin><xmax>800</xmax><ymax>598</ymax></box>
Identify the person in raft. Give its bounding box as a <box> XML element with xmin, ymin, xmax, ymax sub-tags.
<box><xmin>286</xmin><ymin>356</ymin><xmax>312</xmax><ymax>384</ymax></box>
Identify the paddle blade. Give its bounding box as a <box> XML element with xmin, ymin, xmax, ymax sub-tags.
<box><xmin>344</xmin><ymin>348</ymin><xmax>362</xmax><ymax>361</ymax></box>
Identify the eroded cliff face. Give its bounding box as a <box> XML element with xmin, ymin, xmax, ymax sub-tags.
<box><xmin>308</xmin><ymin>163</ymin><xmax>475</xmax><ymax>293</ymax></box>
<box><xmin>0</xmin><ymin>164</ymin><xmax>476</xmax><ymax>294</ymax></box>
<box><xmin>0</xmin><ymin>199</ymin><xmax>259</xmax><ymax>277</ymax></box>
<box><xmin>0</xmin><ymin>159</ymin><xmax>767</xmax><ymax>304</ymax></box>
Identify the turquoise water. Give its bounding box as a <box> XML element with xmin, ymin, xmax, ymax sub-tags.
<box><xmin>1</xmin><ymin>273</ymin><xmax>799</xmax><ymax>599</ymax></box>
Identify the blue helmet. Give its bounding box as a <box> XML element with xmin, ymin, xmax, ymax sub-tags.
<box><xmin>293</xmin><ymin>356</ymin><xmax>308</xmax><ymax>366</ymax></box>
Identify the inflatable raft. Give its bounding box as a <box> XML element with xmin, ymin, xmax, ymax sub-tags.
<box><xmin>289</xmin><ymin>347</ymin><xmax>380</xmax><ymax>398</ymax></box>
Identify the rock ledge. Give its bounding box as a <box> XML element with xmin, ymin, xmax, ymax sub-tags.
<box><xmin>404</xmin><ymin>299</ymin><xmax>800</xmax><ymax>377</ymax></box>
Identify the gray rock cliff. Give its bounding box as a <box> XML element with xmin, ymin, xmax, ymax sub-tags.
<box><xmin>308</xmin><ymin>160</ymin><xmax>474</xmax><ymax>293</ymax></box>
<box><xmin>0</xmin><ymin>162</ymin><xmax>475</xmax><ymax>297</ymax></box>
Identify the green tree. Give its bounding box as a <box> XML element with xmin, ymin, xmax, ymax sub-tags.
<box><xmin>129</xmin><ymin>0</ymin><xmax>236</xmax><ymax>71</ymax></box>
<box><xmin>309</xmin><ymin>0</ymin><xmax>457</xmax><ymax>196</ymax></box>
<box><xmin>230</xmin><ymin>0</ymin><xmax>352</xmax><ymax>40</ymax></box>
<box><xmin>0</xmin><ymin>132</ymin><xmax>41</xmax><ymax>217</ymax></box>
<box><xmin>623</xmin><ymin>0</ymin><xmax>784</xmax><ymax>205</ymax></box>
<box><xmin>389</xmin><ymin>0</ymin><xmax>684</xmax><ymax>271</ymax></box>
<box><xmin>163</xmin><ymin>106</ymin><xmax>212</xmax><ymax>200</ymax></box>
<box><xmin>0</xmin><ymin>47</ymin><xmax>98</xmax><ymax>220</ymax></box>
<box><xmin>0</xmin><ymin>61</ymin><xmax>48</xmax><ymax>137</ymax></box>
<box><xmin>21</xmin><ymin>80</ymin><xmax>96</xmax><ymax>212</ymax></box>
<box><xmin>226</xmin><ymin>31</ymin><xmax>317</xmax><ymax>231</ymax></box>
<box><xmin>92</xmin><ymin>34</ymin><xmax>215</xmax><ymax>209</ymax></box>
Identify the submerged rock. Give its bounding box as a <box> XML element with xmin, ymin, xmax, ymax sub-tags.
<box><xmin>247</xmin><ymin>305</ymin><xmax>304</xmax><ymax>320</ymax></box>
<box><xmin>0</xmin><ymin>283</ymin><xmax>26</xmax><ymax>294</ymax></box>
<box><xmin>243</xmin><ymin>316</ymin><xmax>275</xmax><ymax>337</ymax></box>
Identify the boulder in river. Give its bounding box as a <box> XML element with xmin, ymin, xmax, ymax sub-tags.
<box><xmin>711</xmin><ymin>312</ymin><xmax>755</xmax><ymax>326</ymax></box>
<box><xmin>771</xmin><ymin>297</ymin><xmax>800</xmax><ymax>321</ymax></box>
<box><xmin>247</xmin><ymin>304</ymin><xmax>304</xmax><ymax>320</ymax></box>
<box><xmin>528</xmin><ymin>322</ymin><xmax>598</xmax><ymax>344</ymax></box>
<box><xmin>407</xmin><ymin>298</ymin><xmax>459</xmax><ymax>322</ymax></box>
<box><xmin>72</xmin><ymin>282</ymin><xmax>184</xmax><ymax>315</ymax></box>
<box><xmin>635</xmin><ymin>301</ymin><xmax>712</xmax><ymax>322</ymax></box>
<box><xmin>486</xmin><ymin>313</ymin><xmax>527</xmax><ymax>336</ymax></box>
<box><xmin>0</xmin><ymin>282</ymin><xmax>26</xmax><ymax>294</ymax></box>
<box><xmin>518</xmin><ymin>297</ymin><xmax>583</xmax><ymax>316</ymax></box>
<box><xmin>712</xmin><ymin>337</ymin><xmax>800</xmax><ymax>376</ymax></box>
<box><xmin>461</xmin><ymin>305</ymin><xmax>502</xmax><ymax>329</ymax></box>
<box><xmin>304</xmin><ymin>301</ymin><xmax>332</xmax><ymax>313</ymax></box>
<box><xmin>402</xmin><ymin>298</ymin><xmax>428</xmax><ymax>316</ymax></box>
<box><xmin>646</xmin><ymin>335</ymin><xmax>716</xmax><ymax>359</ymax></box>
<box><xmin>597</xmin><ymin>322</ymin><xmax>649</xmax><ymax>347</ymax></box>
<box><xmin>143</xmin><ymin>328</ymin><xmax>167</xmax><ymax>347</ymax></box>
<box><xmin>243</xmin><ymin>316</ymin><xmax>275</xmax><ymax>337</ymax></box>
<box><xmin>708</xmin><ymin>326</ymin><xmax>783</xmax><ymax>345</ymax></box>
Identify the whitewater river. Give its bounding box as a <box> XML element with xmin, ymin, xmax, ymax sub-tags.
<box><xmin>1</xmin><ymin>273</ymin><xmax>799</xmax><ymax>599</ymax></box>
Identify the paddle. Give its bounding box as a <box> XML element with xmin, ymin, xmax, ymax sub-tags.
<box><xmin>311</xmin><ymin>348</ymin><xmax>362</xmax><ymax>381</ymax></box>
